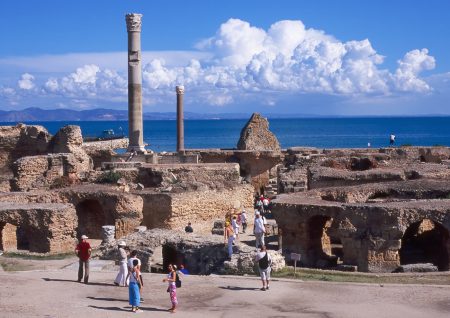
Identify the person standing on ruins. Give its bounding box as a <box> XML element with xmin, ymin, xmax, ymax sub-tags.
<box><xmin>232</xmin><ymin>215</ymin><xmax>240</xmax><ymax>240</ymax></box>
<box><xmin>255</xmin><ymin>245</ymin><xmax>272</xmax><ymax>291</ymax></box>
<box><xmin>390</xmin><ymin>134</ymin><xmax>396</xmax><ymax>146</ymax></box>
<box><xmin>75</xmin><ymin>235</ymin><xmax>91</xmax><ymax>284</ymax></box>
<box><xmin>224</xmin><ymin>221</ymin><xmax>235</xmax><ymax>259</ymax></box>
<box><xmin>114</xmin><ymin>241</ymin><xmax>129</xmax><ymax>286</ymax></box>
<box><xmin>254</xmin><ymin>211</ymin><xmax>266</xmax><ymax>249</ymax></box>
<box><xmin>185</xmin><ymin>222</ymin><xmax>193</xmax><ymax>233</ymax></box>
<box><xmin>241</xmin><ymin>210</ymin><xmax>248</xmax><ymax>233</ymax></box>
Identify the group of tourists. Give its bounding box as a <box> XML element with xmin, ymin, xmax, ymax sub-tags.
<box><xmin>75</xmin><ymin>201</ymin><xmax>274</xmax><ymax>312</ymax></box>
<box><xmin>255</xmin><ymin>194</ymin><xmax>271</xmax><ymax>215</ymax></box>
<box><xmin>75</xmin><ymin>235</ymin><xmax>183</xmax><ymax>313</ymax></box>
<box><xmin>224</xmin><ymin>207</ymin><xmax>268</xmax><ymax>259</ymax></box>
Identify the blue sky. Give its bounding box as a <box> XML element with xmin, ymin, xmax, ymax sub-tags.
<box><xmin>1</xmin><ymin>0</ymin><xmax>449</xmax><ymax>115</ymax></box>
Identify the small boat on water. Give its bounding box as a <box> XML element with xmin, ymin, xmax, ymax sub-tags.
<box><xmin>83</xmin><ymin>129</ymin><xmax>125</xmax><ymax>142</ymax></box>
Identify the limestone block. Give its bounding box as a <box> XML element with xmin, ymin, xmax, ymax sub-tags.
<box><xmin>102</xmin><ymin>225</ymin><xmax>115</xmax><ymax>244</ymax></box>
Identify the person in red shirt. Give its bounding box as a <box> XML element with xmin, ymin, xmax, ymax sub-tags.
<box><xmin>75</xmin><ymin>235</ymin><xmax>91</xmax><ymax>284</ymax></box>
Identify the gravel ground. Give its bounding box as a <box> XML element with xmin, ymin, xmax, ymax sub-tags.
<box><xmin>0</xmin><ymin>260</ymin><xmax>449</xmax><ymax>318</ymax></box>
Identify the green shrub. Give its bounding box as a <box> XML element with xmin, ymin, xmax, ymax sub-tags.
<box><xmin>97</xmin><ymin>170</ymin><xmax>121</xmax><ymax>184</ymax></box>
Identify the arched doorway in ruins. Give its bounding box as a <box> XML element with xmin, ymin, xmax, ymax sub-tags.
<box><xmin>76</xmin><ymin>199</ymin><xmax>111</xmax><ymax>239</ymax></box>
<box><xmin>0</xmin><ymin>222</ymin><xmax>35</xmax><ymax>252</ymax></box>
<box><xmin>400</xmin><ymin>219</ymin><xmax>449</xmax><ymax>271</ymax></box>
<box><xmin>307</xmin><ymin>215</ymin><xmax>344</xmax><ymax>268</ymax></box>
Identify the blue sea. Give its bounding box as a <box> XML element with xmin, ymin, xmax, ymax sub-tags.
<box><xmin>2</xmin><ymin>117</ymin><xmax>450</xmax><ymax>152</ymax></box>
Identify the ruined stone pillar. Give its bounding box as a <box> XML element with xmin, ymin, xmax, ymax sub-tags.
<box><xmin>126</xmin><ymin>13</ymin><xmax>146</xmax><ymax>153</ymax></box>
<box><xmin>176</xmin><ymin>85</ymin><xmax>185</xmax><ymax>153</ymax></box>
<box><xmin>101</xmin><ymin>225</ymin><xmax>115</xmax><ymax>245</ymax></box>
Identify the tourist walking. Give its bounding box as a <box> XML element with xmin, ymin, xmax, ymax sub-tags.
<box><xmin>231</xmin><ymin>215</ymin><xmax>240</xmax><ymax>240</ymax></box>
<box><xmin>255</xmin><ymin>245</ymin><xmax>272</xmax><ymax>291</ymax></box>
<box><xmin>256</xmin><ymin>199</ymin><xmax>263</xmax><ymax>212</ymax></box>
<box><xmin>127</xmin><ymin>259</ymin><xmax>142</xmax><ymax>313</ymax></box>
<box><xmin>263</xmin><ymin>196</ymin><xmax>270</xmax><ymax>213</ymax></box>
<box><xmin>163</xmin><ymin>264</ymin><xmax>178</xmax><ymax>313</ymax></box>
<box><xmin>241</xmin><ymin>210</ymin><xmax>248</xmax><ymax>233</ymax></box>
<box><xmin>128</xmin><ymin>250</ymin><xmax>144</xmax><ymax>302</ymax></box>
<box><xmin>254</xmin><ymin>211</ymin><xmax>266</xmax><ymax>249</ymax></box>
<box><xmin>390</xmin><ymin>134</ymin><xmax>396</xmax><ymax>146</ymax></box>
<box><xmin>75</xmin><ymin>234</ymin><xmax>91</xmax><ymax>284</ymax></box>
<box><xmin>224</xmin><ymin>221</ymin><xmax>235</xmax><ymax>259</ymax></box>
<box><xmin>114</xmin><ymin>241</ymin><xmax>129</xmax><ymax>286</ymax></box>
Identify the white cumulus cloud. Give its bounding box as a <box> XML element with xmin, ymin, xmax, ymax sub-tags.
<box><xmin>18</xmin><ymin>73</ymin><xmax>35</xmax><ymax>90</ymax></box>
<box><xmin>0</xmin><ymin>18</ymin><xmax>443</xmax><ymax>111</ymax></box>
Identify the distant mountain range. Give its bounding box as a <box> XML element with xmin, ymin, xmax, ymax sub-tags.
<box><xmin>0</xmin><ymin>107</ymin><xmax>252</xmax><ymax>122</ymax></box>
<box><xmin>0</xmin><ymin>107</ymin><xmax>448</xmax><ymax>122</ymax></box>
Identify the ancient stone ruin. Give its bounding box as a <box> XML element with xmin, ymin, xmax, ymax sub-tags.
<box><xmin>0</xmin><ymin>12</ymin><xmax>449</xmax><ymax>276</ymax></box>
<box><xmin>237</xmin><ymin>112</ymin><xmax>281</xmax><ymax>151</ymax></box>
<box><xmin>272</xmin><ymin>146</ymin><xmax>450</xmax><ymax>272</ymax></box>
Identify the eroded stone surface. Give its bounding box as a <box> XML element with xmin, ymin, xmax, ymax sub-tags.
<box><xmin>100</xmin><ymin>228</ymin><xmax>284</xmax><ymax>275</ymax></box>
<box><xmin>237</xmin><ymin>113</ymin><xmax>281</xmax><ymax>151</ymax></box>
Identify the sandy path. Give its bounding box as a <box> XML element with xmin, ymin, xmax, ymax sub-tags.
<box><xmin>0</xmin><ymin>264</ymin><xmax>449</xmax><ymax>318</ymax></box>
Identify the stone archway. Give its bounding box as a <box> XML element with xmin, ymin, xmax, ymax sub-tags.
<box><xmin>0</xmin><ymin>222</ymin><xmax>40</xmax><ymax>252</ymax></box>
<box><xmin>76</xmin><ymin>199</ymin><xmax>110</xmax><ymax>239</ymax></box>
<box><xmin>307</xmin><ymin>215</ymin><xmax>343</xmax><ymax>268</ymax></box>
<box><xmin>400</xmin><ymin>219</ymin><xmax>449</xmax><ymax>271</ymax></box>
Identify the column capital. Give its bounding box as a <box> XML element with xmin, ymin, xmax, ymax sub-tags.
<box><xmin>126</xmin><ymin>13</ymin><xmax>143</xmax><ymax>32</ymax></box>
<box><xmin>176</xmin><ymin>85</ymin><xmax>185</xmax><ymax>95</ymax></box>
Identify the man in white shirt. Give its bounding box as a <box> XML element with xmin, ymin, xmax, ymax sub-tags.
<box><xmin>255</xmin><ymin>245</ymin><xmax>272</xmax><ymax>291</ymax></box>
<box><xmin>241</xmin><ymin>210</ymin><xmax>248</xmax><ymax>233</ymax></box>
<box><xmin>253</xmin><ymin>211</ymin><xmax>266</xmax><ymax>249</ymax></box>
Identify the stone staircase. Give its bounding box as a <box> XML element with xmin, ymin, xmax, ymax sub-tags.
<box><xmin>264</xmin><ymin>177</ymin><xmax>278</xmax><ymax>197</ymax></box>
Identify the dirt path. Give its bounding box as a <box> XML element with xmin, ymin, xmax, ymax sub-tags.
<box><xmin>0</xmin><ymin>261</ymin><xmax>449</xmax><ymax>318</ymax></box>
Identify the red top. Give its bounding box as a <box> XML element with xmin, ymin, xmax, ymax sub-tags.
<box><xmin>76</xmin><ymin>241</ymin><xmax>91</xmax><ymax>261</ymax></box>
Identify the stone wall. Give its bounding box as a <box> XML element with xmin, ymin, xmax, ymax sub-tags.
<box><xmin>184</xmin><ymin>150</ymin><xmax>283</xmax><ymax>193</ymax></box>
<box><xmin>0</xmin><ymin>124</ymin><xmax>50</xmax><ymax>173</ymax></box>
<box><xmin>0</xmin><ymin>202</ymin><xmax>77</xmax><ymax>253</ymax></box>
<box><xmin>137</xmin><ymin>163</ymin><xmax>241</xmax><ymax>190</ymax></box>
<box><xmin>140</xmin><ymin>184</ymin><xmax>254</xmax><ymax>234</ymax></box>
<box><xmin>11</xmin><ymin>153</ymin><xmax>91</xmax><ymax>192</ymax></box>
<box><xmin>272</xmin><ymin>181</ymin><xmax>450</xmax><ymax>273</ymax></box>
<box><xmin>0</xmin><ymin>185</ymin><xmax>144</xmax><ymax>240</ymax></box>
<box><xmin>82</xmin><ymin>138</ymin><xmax>129</xmax><ymax>168</ymax></box>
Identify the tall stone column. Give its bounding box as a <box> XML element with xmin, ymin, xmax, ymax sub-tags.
<box><xmin>176</xmin><ymin>85</ymin><xmax>185</xmax><ymax>153</ymax></box>
<box><xmin>126</xmin><ymin>13</ymin><xmax>146</xmax><ymax>153</ymax></box>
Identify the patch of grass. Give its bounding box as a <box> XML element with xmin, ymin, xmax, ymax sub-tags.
<box><xmin>1</xmin><ymin>252</ymin><xmax>74</xmax><ymax>260</ymax></box>
<box><xmin>0</xmin><ymin>259</ymin><xmax>30</xmax><ymax>272</ymax></box>
<box><xmin>272</xmin><ymin>267</ymin><xmax>450</xmax><ymax>285</ymax></box>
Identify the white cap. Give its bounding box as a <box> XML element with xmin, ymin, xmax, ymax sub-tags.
<box><xmin>255</xmin><ymin>211</ymin><xmax>260</xmax><ymax>216</ymax></box>
<box><xmin>81</xmin><ymin>235</ymin><xmax>88</xmax><ymax>239</ymax></box>
<box><xmin>118</xmin><ymin>241</ymin><xmax>126</xmax><ymax>246</ymax></box>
